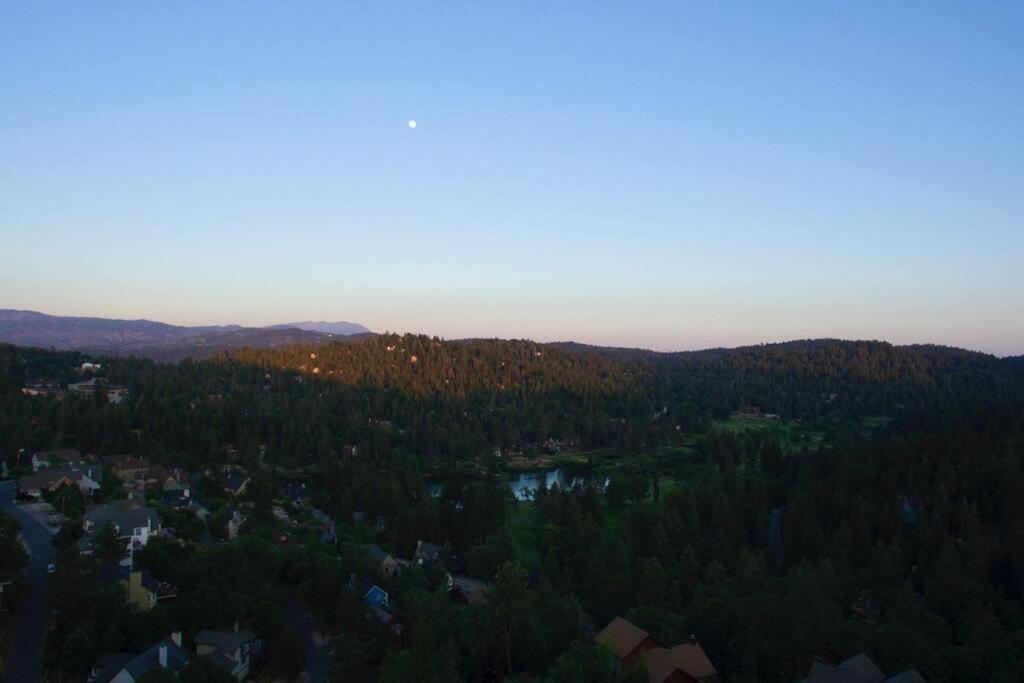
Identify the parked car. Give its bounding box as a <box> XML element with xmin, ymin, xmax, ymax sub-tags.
<box><xmin>47</xmin><ymin>563</ymin><xmax>56</xmax><ymax>574</ymax></box>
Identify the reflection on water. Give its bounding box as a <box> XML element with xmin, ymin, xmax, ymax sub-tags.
<box><xmin>426</xmin><ymin>467</ymin><xmax>607</xmax><ymax>501</ymax></box>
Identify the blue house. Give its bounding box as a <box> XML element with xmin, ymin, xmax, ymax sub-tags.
<box><xmin>364</xmin><ymin>585</ymin><xmax>389</xmax><ymax>609</ymax></box>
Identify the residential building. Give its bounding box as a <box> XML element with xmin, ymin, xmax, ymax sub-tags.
<box><xmin>18</xmin><ymin>465</ymin><xmax>104</xmax><ymax>499</ymax></box>
<box><xmin>801</xmin><ymin>652</ymin><xmax>927</xmax><ymax>683</ymax></box>
<box><xmin>224</xmin><ymin>473</ymin><xmax>249</xmax><ymax>497</ymax></box>
<box><xmin>96</xmin><ymin>632</ymin><xmax>189</xmax><ymax>682</ymax></box>
<box><xmin>595</xmin><ymin>617</ymin><xmax>717</xmax><ymax>683</ymax></box>
<box><xmin>195</xmin><ymin>628</ymin><xmax>263</xmax><ymax>681</ymax></box>
<box><xmin>364</xmin><ymin>544</ymin><xmax>402</xmax><ymax>578</ymax></box>
<box><xmin>80</xmin><ymin>500</ymin><xmax>162</xmax><ymax>566</ymax></box>
<box><xmin>31</xmin><ymin>448</ymin><xmax>83</xmax><ymax>471</ymax></box>
<box><xmin>413</xmin><ymin>540</ymin><xmax>445</xmax><ymax>566</ymax></box>
<box><xmin>22</xmin><ymin>378</ymin><xmax>62</xmax><ymax>397</ymax></box>
<box><xmin>100</xmin><ymin>566</ymin><xmax>177</xmax><ymax>611</ymax></box>
<box><xmin>102</xmin><ymin>455</ymin><xmax>152</xmax><ymax>482</ymax></box>
<box><xmin>364</xmin><ymin>584</ymin><xmax>390</xmax><ymax>609</ymax></box>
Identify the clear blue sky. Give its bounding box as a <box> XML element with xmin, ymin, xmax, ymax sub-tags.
<box><xmin>2</xmin><ymin>2</ymin><xmax>1021</xmax><ymax>354</ymax></box>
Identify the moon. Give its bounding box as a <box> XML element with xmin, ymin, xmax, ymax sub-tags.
<box><xmin>407</xmin><ymin>120</ymin><xmax>417</xmax><ymax>129</ymax></box>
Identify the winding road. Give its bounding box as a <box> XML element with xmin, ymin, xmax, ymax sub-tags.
<box><xmin>1</xmin><ymin>479</ymin><xmax>55</xmax><ymax>682</ymax></box>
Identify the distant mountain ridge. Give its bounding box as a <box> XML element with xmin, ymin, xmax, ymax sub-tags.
<box><xmin>267</xmin><ymin>320</ymin><xmax>370</xmax><ymax>336</ymax></box>
<box><xmin>0</xmin><ymin>309</ymin><xmax>371</xmax><ymax>359</ymax></box>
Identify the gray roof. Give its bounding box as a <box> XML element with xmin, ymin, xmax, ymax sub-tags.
<box><xmin>365</xmin><ymin>544</ymin><xmax>390</xmax><ymax>563</ymax></box>
<box><xmin>886</xmin><ymin>671</ymin><xmax>928</xmax><ymax>683</ymax></box>
<box><xmin>84</xmin><ymin>500</ymin><xmax>160</xmax><ymax>533</ymax></box>
<box><xmin>80</xmin><ymin>500</ymin><xmax>160</xmax><ymax>551</ymax></box>
<box><xmin>19</xmin><ymin>465</ymin><xmax>103</xmax><ymax>492</ymax></box>
<box><xmin>414</xmin><ymin>541</ymin><xmax>444</xmax><ymax>562</ymax></box>
<box><xmin>91</xmin><ymin>653</ymin><xmax>134</xmax><ymax>683</ymax></box>
<box><xmin>121</xmin><ymin>637</ymin><xmax>189</xmax><ymax>679</ymax></box>
<box><xmin>195</xmin><ymin>629</ymin><xmax>256</xmax><ymax>657</ymax></box>
<box><xmin>803</xmin><ymin>654</ymin><xmax>927</xmax><ymax>683</ymax></box>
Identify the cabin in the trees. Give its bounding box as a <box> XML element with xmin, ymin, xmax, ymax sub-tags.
<box><xmin>595</xmin><ymin>616</ymin><xmax>717</xmax><ymax>682</ymax></box>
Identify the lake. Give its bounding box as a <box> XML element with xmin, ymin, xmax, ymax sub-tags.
<box><xmin>426</xmin><ymin>467</ymin><xmax>607</xmax><ymax>501</ymax></box>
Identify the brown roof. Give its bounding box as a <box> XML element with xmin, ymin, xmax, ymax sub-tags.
<box><xmin>19</xmin><ymin>471</ymin><xmax>74</xmax><ymax>492</ymax></box>
<box><xmin>146</xmin><ymin>465</ymin><xmax>171</xmax><ymax>482</ymax></box>
<box><xmin>639</xmin><ymin>644</ymin><xmax>718</xmax><ymax>682</ymax></box>
<box><xmin>669</xmin><ymin>644</ymin><xmax>717</xmax><ymax>679</ymax></box>
<box><xmin>640</xmin><ymin>648</ymin><xmax>683</xmax><ymax>683</ymax></box>
<box><xmin>595</xmin><ymin>616</ymin><xmax>654</xmax><ymax>661</ymax></box>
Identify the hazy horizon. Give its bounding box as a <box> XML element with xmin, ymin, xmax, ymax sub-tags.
<box><xmin>2</xmin><ymin>306</ymin><xmax>1021</xmax><ymax>358</ymax></box>
<box><xmin>2</xmin><ymin>3</ymin><xmax>1021</xmax><ymax>357</ymax></box>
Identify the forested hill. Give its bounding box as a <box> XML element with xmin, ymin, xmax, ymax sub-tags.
<box><xmin>224</xmin><ymin>335</ymin><xmax>1024</xmax><ymax>421</ymax></box>
<box><xmin>2</xmin><ymin>335</ymin><xmax>1019</xmax><ymax>468</ymax></box>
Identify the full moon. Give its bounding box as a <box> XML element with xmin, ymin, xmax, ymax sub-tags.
<box><xmin>407</xmin><ymin>120</ymin><xmax>417</xmax><ymax>129</ymax></box>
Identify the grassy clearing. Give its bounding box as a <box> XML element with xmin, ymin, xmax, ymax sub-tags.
<box><xmin>508</xmin><ymin>503</ymin><xmax>540</xmax><ymax>569</ymax></box>
<box><xmin>713</xmin><ymin>416</ymin><xmax>825</xmax><ymax>451</ymax></box>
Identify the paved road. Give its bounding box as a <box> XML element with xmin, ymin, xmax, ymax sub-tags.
<box><xmin>1</xmin><ymin>480</ymin><xmax>55</xmax><ymax>682</ymax></box>
<box><xmin>285</xmin><ymin>594</ymin><xmax>330</xmax><ymax>683</ymax></box>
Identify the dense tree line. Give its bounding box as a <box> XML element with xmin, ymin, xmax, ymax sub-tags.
<box><xmin>1</xmin><ymin>338</ymin><xmax>1023</xmax><ymax>681</ymax></box>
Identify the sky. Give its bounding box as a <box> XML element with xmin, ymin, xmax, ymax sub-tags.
<box><xmin>1</xmin><ymin>2</ymin><xmax>1022</xmax><ymax>355</ymax></box>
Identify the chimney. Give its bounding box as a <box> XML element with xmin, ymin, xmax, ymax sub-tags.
<box><xmin>170</xmin><ymin>631</ymin><xmax>182</xmax><ymax>647</ymax></box>
<box><xmin>158</xmin><ymin>643</ymin><xmax>168</xmax><ymax>668</ymax></box>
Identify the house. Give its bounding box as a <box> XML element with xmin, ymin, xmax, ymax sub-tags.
<box><xmin>224</xmin><ymin>473</ymin><xmax>250</xmax><ymax>497</ymax></box>
<box><xmin>227</xmin><ymin>508</ymin><xmax>246</xmax><ymax>540</ymax></box>
<box><xmin>81</xmin><ymin>500</ymin><xmax>162</xmax><ymax>566</ymax></box>
<box><xmin>80</xmin><ymin>361</ymin><xmax>102</xmax><ymax>373</ymax></box>
<box><xmin>31</xmin><ymin>448</ymin><xmax>83</xmax><ymax>471</ymax></box>
<box><xmin>285</xmin><ymin>482</ymin><xmax>307</xmax><ymax>504</ymax></box>
<box><xmin>18</xmin><ymin>471</ymin><xmax>74</xmax><ymax>499</ymax></box>
<box><xmin>801</xmin><ymin>652</ymin><xmax>926</xmax><ymax>683</ymax></box>
<box><xmin>97</xmin><ymin>632</ymin><xmax>189</xmax><ymax>682</ymax></box>
<box><xmin>413</xmin><ymin>540</ymin><xmax>445</xmax><ymax>566</ymax></box>
<box><xmin>364</xmin><ymin>584</ymin><xmax>390</xmax><ymax>609</ymax></box>
<box><xmin>106</xmin><ymin>385</ymin><xmax>130</xmax><ymax>404</ymax></box>
<box><xmin>364</xmin><ymin>544</ymin><xmax>402</xmax><ymax>578</ymax></box>
<box><xmin>102</xmin><ymin>455</ymin><xmax>152</xmax><ymax>482</ymax></box>
<box><xmin>18</xmin><ymin>465</ymin><xmax>104</xmax><ymax>499</ymax></box>
<box><xmin>408</xmin><ymin>541</ymin><xmax>454</xmax><ymax>590</ymax></box>
<box><xmin>68</xmin><ymin>378</ymin><xmax>130</xmax><ymax>403</ymax></box>
<box><xmin>69</xmin><ymin>377</ymin><xmax>103</xmax><ymax>395</ymax></box>
<box><xmin>195</xmin><ymin>628</ymin><xmax>263</xmax><ymax>681</ymax></box>
<box><xmin>595</xmin><ymin>617</ymin><xmax>717</xmax><ymax>682</ymax></box>
<box><xmin>22</xmin><ymin>378</ymin><xmax>62</xmax><ymax>397</ymax></box>
<box><xmin>451</xmin><ymin>575</ymin><xmax>489</xmax><ymax>606</ymax></box>
<box><xmin>595</xmin><ymin>616</ymin><xmax>663</xmax><ymax>673</ymax></box>
<box><xmin>101</xmin><ymin>566</ymin><xmax>177</xmax><ymax>610</ymax></box>
<box><xmin>160</xmin><ymin>487</ymin><xmax>192</xmax><ymax>510</ymax></box>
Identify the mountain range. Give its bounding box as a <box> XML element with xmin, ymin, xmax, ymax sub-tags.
<box><xmin>0</xmin><ymin>309</ymin><xmax>371</xmax><ymax>360</ymax></box>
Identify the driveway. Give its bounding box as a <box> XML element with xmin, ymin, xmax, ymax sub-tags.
<box><xmin>1</xmin><ymin>479</ymin><xmax>56</xmax><ymax>682</ymax></box>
